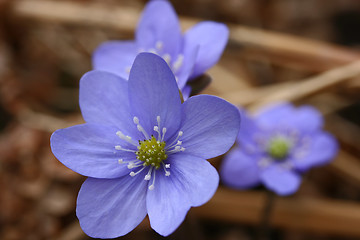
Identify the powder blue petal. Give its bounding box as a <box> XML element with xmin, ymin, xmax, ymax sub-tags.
<box><xmin>50</xmin><ymin>124</ymin><xmax>134</xmax><ymax>178</ymax></box>
<box><xmin>184</xmin><ymin>21</ymin><xmax>229</xmax><ymax>78</ymax></box>
<box><xmin>176</xmin><ymin>43</ymin><xmax>199</xmax><ymax>91</ymax></box>
<box><xmin>220</xmin><ymin>147</ymin><xmax>261</xmax><ymax>189</ymax></box>
<box><xmin>147</xmin><ymin>153</ymin><xmax>219</xmax><ymax>236</ymax></box>
<box><xmin>260</xmin><ymin>165</ymin><xmax>301</xmax><ymax>196</ymax></box>
<box><xmin>180</xmin><ymin>95</ymin><xmax>240</xmax><ymax>159</ymax></box>
<box><xmin>293</xmin><ymin>132</ymin><xmax>338</xmax><ymax>171</ymax></box>
<box><xmin>287</xmin><ymin>105</ymin><xmax>323</xmax><ymax>133</ymax></box>
<box><xmin>79</xmin><ymin>70</ymin><xmax>140</xmax><ymax>139</ymax></box>
<box><xmin>77</xmin><ymin>175</ymin><xmax>148</xmax><ymax>238</ymax></box>
<box><xmin>136</xmin><ymin>0</ymin><xmax>182</xmax><ymax>57</ymax></box>
<box><xmin>236</xmin><ymin>108</ymin><xmax>259</xmax><ymax>150</ymax></box>
<box><xmin>255</xmin><ymin>102</ymin><xmax>294</xmax><ymax>129</ymax></box>
<box><xmin>129</xmin><ymin>53</ymin><xmax>182</xmax><ymax>140</ymax></box>
<box><xmin>92</xmin><ymin>41</ymin><xmax>137</xmax><ymax>79</ymax></box>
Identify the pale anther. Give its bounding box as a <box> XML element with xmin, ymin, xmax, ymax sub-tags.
<box><xmin>156</xmin><ymin>41</ymin><xmax>163</xmax><ymax>50</ymax></box>
<box><xmin>149</xmin><ymin>48</ymin><xmax>157</xmax><ymax>54</ymax></box>
<box><xmin>125</xmin><ymin>67</ymin><xmax>131</xmax><ymax>74</ymax></box>
<box><xmin>172</xmin><ymin>54</ymin><xmax>184</xmax><ymax>72</ymax></box>
<box><xmin>163</xmin><ymin>54</ymin><xmax>171</xmax><ymax>64</ymax></box>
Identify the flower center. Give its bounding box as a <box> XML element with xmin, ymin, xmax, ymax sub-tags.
<box><xmin>136</xmin><ymin>136</ymin><xmax>167</xmax><ymax>169</ymax></box>
<box><xmin>267</xmin><ymin>137</ymin><xmax>290</xmax><ymax>160</ymax></box>
<box><xmin>114</xmin><ymin>116</ymin><xmax>185</xmax><ymax>190</ymax></box>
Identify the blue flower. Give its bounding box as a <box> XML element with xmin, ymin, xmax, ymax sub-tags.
<box><xmin>92</xmin><ymin>0</ymin><xmax>229</xmax><ymax>98</ymax></box>
<box><xmin>50</xmin><ymin>53</ymin><xmax>240</xmax><ymax>238</ymax></box>
<box><xmin>220</xmin><ymin>103</ymin><xmax>338</xmax><ymax>196</ymax></box>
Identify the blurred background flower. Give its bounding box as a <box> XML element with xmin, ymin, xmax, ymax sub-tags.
<box><xmin>92</xmin><ymin>0</ymin><xmax>228</xmax><ymax>99</ymax></box>
<box><xmin>221</xmin><ymin>103</ymin><xmax>338</xmax><ymax>196</ymax></box>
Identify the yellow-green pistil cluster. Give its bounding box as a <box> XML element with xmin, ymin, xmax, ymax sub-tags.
<box><xmin>267</xmin><ymin>137</ymin><xmax>290</xmax><ymax>160</ymax></box>
<box><xmin>136</xmin><ymin>136</ymin><xmax>167</xmax><ymax>169</ymax></box>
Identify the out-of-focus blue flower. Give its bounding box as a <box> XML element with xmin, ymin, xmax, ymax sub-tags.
<box><xmin>220</xmin><ymin>103</ymin><xmax>338</xmax><ymax>196</ymax></box>
<box><xmin>92</xmin><ymin>0</ymin><xmax>229</xmax><ymax>98</ymax></box>
<box><xmin>50</xmin><ymin>53</ymin><xmax>240</xmax><ymax>238</ymax></box>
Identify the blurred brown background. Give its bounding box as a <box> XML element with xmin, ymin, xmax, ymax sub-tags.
<box><xmin>0</xmin><ymin>0</ymin><xmax>360</xmax><ymax>239</ymax></box>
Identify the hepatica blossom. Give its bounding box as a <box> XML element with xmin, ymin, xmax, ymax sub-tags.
<box><xmin>220</xmin><ymin>103</ymin><xmax>338</xmax><ymax>196</ymax></box>
<box><xmin>50</xmin><ymin>53</ymin><xmax>240</xmax><ymax>238</ymax></box>
<box><xmin>93</xmin><ymin>0</ymin><xmax>229</xmax><ymax>98</ymax></box>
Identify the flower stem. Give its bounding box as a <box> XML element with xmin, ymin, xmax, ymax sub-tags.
<box><xmin>255</xmin><ymin>190</ymin><xmax>275</xmax><ymax>240</ymax></box>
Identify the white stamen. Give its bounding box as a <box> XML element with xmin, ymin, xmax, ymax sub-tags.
<box><xmin>116</xmin><ymin>131</ymin><xmax>138</xmax><ymax>146</ymax></box>
<box><xmin>156</xmin><ymin>41</ymin><xmax>163</xmax><ymax>51</ymax></box>
<box><xmin>129</xmin><ymin>166</ymin><xmax>146</xmax><ymax>177</ymax></box>
<box><xmin>149</xmin><ymin>48</ymin><xmax>157</xmax><ymax>54</ymax></box>
<box><xmin>114</xmin><ymin>145</ymin><xmax>136</xmax><ymax>152</ymax></box>
<box><xmin>154</xmin><ymin>116</ymin><xmax>162</xmax><ymax>139</ymax></box>
<box><xmin>144</xmin><ymin>167</ymin><xmax>153</xmax><ymax>180</ymax></box>
<box><xmin>161</xmin><ymin>128</ymin><xmax>167</xmax><ymax>141</ymax></box>
<box><xmin>166</xmin><ymin>146</ymin><xmax>185</xmax><ymax>154</ymax></box>
<box><xmin>166</xmin><ymin>130</ymin><xmax>184</xmax><ymax>150</ymax></box>
<box><xmin>258</xmin><ymin>157</ymin><xmax>271</xmax><ymax>168</ymax></box>
<box><xmin>127</xmin><ymin>161</ymin><xmax>143</xmax><ymax>169</ymax></box>
<box><xmin>118</xmin><ymin>159</ymin><xmax>124</xmax><ymax>164</ymax></box>
<box><xmin>172</xmin><ymin>54</ymin><xmax>184</xmax><ymax>72</ymax></box>
<box><xmin>125</xmin><ymin>66</ymin><xmax>131</xmax><ymax>74</ymax></box>
<box><xmin>161</xmin><ymin>163</ymin><xmax>171</xmax><ymax>177</ymax></box>
<box><xmin>162</xmin><ymin>54</ymin><xmax>171</xmax><ymax>64</ymax></box>
<box><xmin>165</xmin><ymin>164</ymin><xmax>170</xmax><ymax>169</ymax></box>
<box><xmin>294</xmin><ymin>150</ymin><xmax>308</xmax><ymax>159</ymax></box>
<box><xmin>148</xmin><ymin>170</ymin><xmax>156</xmax><ymax>190</ymax></box>
<box><xmin>133</xmin><ymin>117</ymin><xmax>150</xmax><ymax>139</ymax></box>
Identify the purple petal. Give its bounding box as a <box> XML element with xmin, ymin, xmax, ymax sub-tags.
<box><xmin>287</xmin><ymin>105</ymin><xmax>323</xmax><ymax>133</ymax></box>
<box><xmin>147</xmin><ymin>153</ymin><xmax>219</xmax><ymax>236</ymax></box>
<box><xmin>176</xmin><ymin>44</ymin><xmax>199</xmax><ymax>90</ymax></box>
<box><xmin>50</xmin><ymin>124</ymin><xmax>134</xmax><ymax>178</ymax></box>
<box><xmin>184</xmin><ymin>21</ymin><xmax>229</xmax><ymax>78</ymax></box>
<box><xmin>220</xmin><ymin>147</ymin><xmax>261</xmax><ymax>189</ymax></box>
<box><xmin>136</xmin><ymin>0</ymin><xmax>182</xmax><ymax>57</ymax></box>
<box><xmin>79</xmin><ymin>70</ymin><xmax>140</xmax><ymax>139</ymax></box>
<box><xmin>77</xmin><ymin>175</ymin><xmax>148</xmax><ymax>238</ymax></box>
<box><xmin>180</xmin><ymin>95</ymin><xmax>240</xmax><ymax>159</ymax></box>
<box><xmin>293</xmin><ymin>132</ymin><xmax>338</xmax><ymax>171</ymax></box>
<box><xmin>129</xmin><ymin>53</ymin><xmax>182</xmax><ymax>140</ymax></box>
<box><xmin>92</xmin><ymin>41</ymin><xmax>137</xmax><ymax>79</ymax></box>
<box><xmin>236</xmin><ymin>108</ymin><xmax>259</xmax><ymax>149</ymax></box>
<box><xmin>255</xmin><ymin>102</ymin><xmax>294</xmax><ymax>129</ymax></box>
<box><xmin>260</xmin><ymin>165</ymin><xmax>301</xmax><ymax>196</ymax></box>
